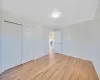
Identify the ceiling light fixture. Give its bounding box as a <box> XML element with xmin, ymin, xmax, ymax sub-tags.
<box><xmin>50</xmin><ymin>9</ymin><xmax>61</xmax><ymax>19</ymax></box>
<box><xmin>52</xmin><ymin>11</ymin><xmax>60</xmax><ymax>18</ymax></box>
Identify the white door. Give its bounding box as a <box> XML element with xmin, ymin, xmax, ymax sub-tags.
<box><xmin>55</xmin><ymin>31</ymin><xmax>62</xmax><ymax>53</ymax></box>
<box><xmin>2</xmin><ymin>22</ymin><xmax>22</xmax><ymax>72</ymax></box>
<box><xmin>22</xmin><ymin>26</ymin><xmax>34</xmax><ymax>64</ymax></box>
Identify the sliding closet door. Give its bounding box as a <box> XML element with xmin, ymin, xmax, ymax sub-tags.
<box><xmin>0</xmin><ymin>10</ymin><xmax>2</xmax><ymax>73</ymax></box>
<box><xmin>2</xmin><ymin>21</ymin><xmax>22</xmax><ymax>72</ymax></box>
<box><xmin>22</xmin><ymin>26</ymin><xmax>34</xmax><ymax>64</ymax></box>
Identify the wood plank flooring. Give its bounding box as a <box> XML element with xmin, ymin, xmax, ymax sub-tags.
<box><xmin>0</xmin><ymin>53</ymin><xmax>99</xmax><ymax>80</ymax></box>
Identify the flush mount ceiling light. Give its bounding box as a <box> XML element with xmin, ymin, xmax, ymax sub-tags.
<box><xmin>50</xmin><ymin>9</ymin><xmax>61</xmax><ymax>19</ymax></box>
<box><xmin>52</xmin><ymin>11</ymin><xmax>60</xmax><ymax>18</ymax></box>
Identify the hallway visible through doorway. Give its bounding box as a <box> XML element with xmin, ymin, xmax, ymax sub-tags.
<box><xmin>49</xmin><ymin>32</ymin><xmax>55</xmax><ymax>54</ymax></box>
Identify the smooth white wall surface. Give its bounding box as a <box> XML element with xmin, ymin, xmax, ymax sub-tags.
<box><xmin>61</xmin><ymin>10</ymin><xmax>100</xmax><ymax>77</ymax></box>
<box><xmin>0</xmin><ymin>9</ymin><xmax>2</xmax><ymax>74</ymax></box>
<box><xmin>62</xmin><ymin>21</ymin><xmax>93</xmax><ymax>60</ymax></box>
<box><xmin>91</xmin><ymin>8</ymin><xmax>100</xmax><ymax>77</ymax></box>
<box><xmin>55</xmin><ymin>31</ymin><xmax>62</xmax><ymax>53</ymax></box>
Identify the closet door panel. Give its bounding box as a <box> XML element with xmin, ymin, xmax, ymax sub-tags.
<box><xmin>2</xmin><ymin>22</ymin><xmax>22</xmax><ymax>71</ymax></box>
<box><xmin>22</xmin><ymin>27</ymin><xmax>34</xmax><ymax>64</ymax></box>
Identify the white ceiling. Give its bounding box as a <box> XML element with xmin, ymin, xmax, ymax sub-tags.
<box><xmin>2</xmin><ymin>0</ymin><xmax>99</xmax><ymax>28</ymax></box>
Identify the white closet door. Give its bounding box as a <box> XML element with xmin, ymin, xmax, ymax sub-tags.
<box><xmin>55</xmin><ymin>31</ymin><xmax>62</xmax><ymax>53</ymax></box>
<box><xmin>0</xmin><ymin>33</ymin><xmax>1</xmax><ymax>73</ymax></box>
<box><xmin>2</xmin><ymin>22</ymin><xmax>22</xmax><ymax>72</ymax></box>
<box><xmin>22</xmin><ymin>26</ymin><xmax>34</xmax><ymax>64</ymax></box>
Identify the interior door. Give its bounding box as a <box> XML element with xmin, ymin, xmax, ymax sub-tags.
<box><xmin>55</xmin><ymin>31</ymin><xmax>62</xmax><ymax>53</ymax></box>
<box><xmin>2</xmin><ymin>21</ymin><xmax>22</xmax><ymax>72</ymax></box>
<box><xmin>22</xmin><ymin>26</ymin><xmax>34</xmax><ymax>64</ymax></box>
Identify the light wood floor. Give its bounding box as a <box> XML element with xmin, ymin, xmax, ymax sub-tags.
<box><xmin>0</xmin><ymin>53</ymin><xmax>99</xmax><ymax>80</ymax></box>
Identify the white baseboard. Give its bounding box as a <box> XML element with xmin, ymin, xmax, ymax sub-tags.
<box><xmin>34</xmin><ymin>53</ymin><xmax>49</xmax><ymax>60</ymax></box>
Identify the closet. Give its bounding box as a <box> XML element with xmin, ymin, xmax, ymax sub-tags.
<box><xmin>1</xmin><ymin>20</ymin><xmax>49</xmax><ymax>73</ymax></box>
<box><xmin>2</xmin><ymin>21</ymin><xmax>22</xmax><ymax>72</ymax></box>
<box><xmin>2</xmin><ymin>21</ymin><xmax>34</xmax><ymax>72</ymax></box>
<box><xmin>22</xmin><ymin>26</ymin><xmax>34</xmax><ymax>64</ymax></box>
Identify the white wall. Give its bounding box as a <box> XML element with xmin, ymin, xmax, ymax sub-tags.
<box><xmin>61</xmin><ymin>10</ymin><xmax>100</xmax><ymax>77</ymax></box>
<box><xmin>91</xmin><ymin>8</ymin><xmax>100</xmax><ymax>77</ymax></box>
<box><xmin>62</xmin><ymin>21</ymin><xmax>94</xmax><ymax>60</ymax></box>
<box><xmin>55</xmin><ymin>31</ymin><xmax>62</xmax><ymax>53</ymax></box>
<box><xmin>0</xmin><ymin>8</ymin><xmax>2</xmax><ymax>74</ymax></box>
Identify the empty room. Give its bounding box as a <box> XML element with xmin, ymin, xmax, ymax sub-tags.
<box><xmin>0</xmin><ymin>0</ymin><xmax>100</xmax><ymax>80</ymax></box>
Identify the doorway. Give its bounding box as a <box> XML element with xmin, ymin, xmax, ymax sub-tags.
<box><xmin>49</xmin><ymin>32</ymin><xmax>55</xmax><ymax>54</ymax></box>
<box><xmin>49</xmin><ymin>31</ymin><xmax>62</xmax><ymax>54</ymax></box>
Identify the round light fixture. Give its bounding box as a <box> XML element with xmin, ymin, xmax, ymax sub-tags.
<box><xmin>52</xmin><ymin>11</ymin><xmax>60</xmax><ymax>18</ymax></box>
<box><xmin>50</xmin><ymin>9</ymin><xmax>61</xmax><ymax>19</ymax></box>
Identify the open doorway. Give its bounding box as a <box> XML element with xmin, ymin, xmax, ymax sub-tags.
<box><xmin>49</xmin><ymin>31</ymin><xmax>62</xmax><ymax>54</ymax></box>
<box><xmin>49</xmin><ymin>32</ymin><xmax>55</xmax><ymax>54</ymax></box>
